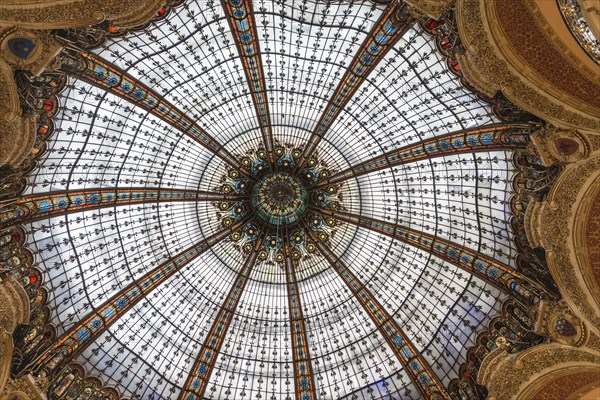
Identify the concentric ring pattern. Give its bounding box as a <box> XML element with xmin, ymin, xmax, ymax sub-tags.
<box><xmin>14</xmin><ymin>1</ymin><xmax>527</xmax><ymax>399</ymax></box>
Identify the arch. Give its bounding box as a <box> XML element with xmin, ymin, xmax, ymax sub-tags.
<box><xmin>478</xmin><ymin>343</ymin><xmax>600</xmax><ymax>400</ymax></box>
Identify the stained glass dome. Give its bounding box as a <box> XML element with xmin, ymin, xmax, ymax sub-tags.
<box><xmin>1</xmin><ymin>0</ymin><xmax>556</xmax><ymax>399</ymax></box>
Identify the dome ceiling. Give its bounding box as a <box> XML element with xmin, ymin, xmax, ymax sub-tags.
<box><xmin>1</xmin><ymin>0</ymin><xmax>552</xmax><ymax>399</ymax></box>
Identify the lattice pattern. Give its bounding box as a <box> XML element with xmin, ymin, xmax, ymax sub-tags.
<box><xmin>0</xmin><ymin>1</ymin><xmax>551</xmax><ymax>399</ymax></box>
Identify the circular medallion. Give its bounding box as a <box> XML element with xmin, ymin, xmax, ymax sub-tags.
<box><xmin>251</xmin><ymin>173</ymin><xmax>308</xmax><ymax>225</ymax></box>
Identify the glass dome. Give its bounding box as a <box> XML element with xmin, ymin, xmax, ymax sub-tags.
<box><xmin>3</xmin><ymin>1</ymin><xmax>545</xmax><ymax>399</ymax></box>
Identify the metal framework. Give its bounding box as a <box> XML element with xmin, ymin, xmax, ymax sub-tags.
<box><xmin>2</xmin><ymin>1</ymin><xmax>551</xmax><ymax>398</ymax></box>
<box><xmin>296</xmin><ymin>1</ymin><xmax>414</xmax><ymax>170</ymax></box>
<box><xmin>222</xmin><ymin>0</ymin><xmax>276</xmax><ymax>164</ymax></box>
<box><xmin>304</xmin><ymin>226</ymin><xmax>448</xmax><ymax>400</ymax></box>
<box><xmin>29</xmin><ymin>220</ymin><xmax>247</xmax><ymax>376</ymax></box>
<box><xmin>313</xmin><ymin>124</ymin><xmax>530</xmax><ymax>187</ymax></box>
<box><xmin>178</xmin><ymin>230</ymin><xmax>266</xmax><ymax>399</ymax></box>
<box><xmin>0</xmin><ymin>188</ymin><xmax>240</xmax><ymax>229</ymax></box>
<box><xmin>314</xmin><ymin>209</ymin><xmax>548</xmax><ymax>303</ymax></box>
<box><xmin>283</xmin><ymin>228</ymin><xmax>318</xmax><ymax>400</ymax></box>
<box><xmin>59</xmin><ymin>49</ymin><xmax>247</xmax><ymax>174</ymax></box>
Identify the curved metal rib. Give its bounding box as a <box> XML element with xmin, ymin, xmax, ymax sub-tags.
<box><xmin>296</xmin><ymin>1</ymin><xmax>415</xmax><ymax>171</ymax></box>
<box><xmin>304</xmin><ymin>225</ymin><xmax>449</xmax><ymax>400</ymax></box>
<box><xmin>282</xmin><ymin>229</ymin><xmax>318</xmax><ymax>400</ymax></box>
<box><xmin>59</xmin><ymin>48</ymin><xmax>248</xmax><ymax>174</ymax></box>
<box><xmin>312</xmin><ymin>124</ymin><xmax>531</xmax><ymax>187</ymax></box>
<box><xmin>178</xmin><ymin>228</ymin><xmax>266</xmax><ymax>399</ymax></box>
<box><xmin>315</xmin><ymin>209</ymin><xmax>550</xmax><ymax>304</ymax></box>
<box><xmin>25</xmin><ymin>220</ymin><xmax>246</xmax><ymax>377</ymax></box>
<box><xmin>0</xmin><ymin>188</ymin><xmax>242</xmax><ymax>229</ymax></box>
<box><xmin>222</xmin><ymin>0</ymin><xmax>276</xmax><ymax>165</ymax></box>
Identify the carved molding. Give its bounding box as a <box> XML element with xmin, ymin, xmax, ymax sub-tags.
<box><xmin>0</xmin><ymin>333</ymin><xmax>11</xmax><ymax>399</ymax></box>
<box><xmin>0</xmin><ymin>277</ymin><xmax>30</xmax><ymax>395</ymax></box>
<box><xmin>531</xmin><ymin>124</ymin><xmax>592</xmax><ymax>166</ymax></box>
<box><xmin>0</xmin><ymin>0</ymin><xmax>166</xmax><ymax>30</ymax></box>
<box><xmin>0</xmin><ymin>277</ymin><xmax>30</xmax><ymax>335</ymax></box>
<box><xmin>0</xmin><ymin>58</ymin><xmax>19</xmax><ymax>122</ymax></box>
<box><xmin>478</xmin><ymin>343</ymin><xmax>600</xmax><ymax>400</ymax></box>
<box><xmin>0</xmin><ymin>29</ymin><xmax>62</xmax><ymax>77</ymax></box>
<box><xmin>534</xmin><ymin>300</ymin><xmax>589</xmax><ymax>347</ymax></box>
<box><xmin>0</xmin><ymin>29</ymin><xmax>62</xmax><ymax>167</ymax></box>
<box><xmin>1</xmin><ymin>375</ymin><xmax>47</xmax><ymax>400</ymax></box>
<box><xmin>578</xmin><ymin>0</ymin><xmax>600</xmax><ymax>40</ymax></box>
<box><xmin>533</xmin><ymin>155</ymin><xmax>600</xmax><ymax>333</ymax></box>
<box><xmin>0</xmin><ymin>1</ymin><xmax>175</xmax><ymax>168</ymax></box>
<box><xmin>0</xmin><ymin>117</ymin><xmax>37</xmax><ymax>168</ymax></box>
<box><xmin>404</xmin><ymin>0</ymin><xmax>455</xmax><ymax>19</ymax></box>
<box><xmin>455</xmin><ymin>0</ymin><xmax>600</xmax><ymax>133</ymax></box>
<box><xmin>524</xmin><ymin>199</ymin><xmax>544</xmax><ymax>248</ymax></box>
<box><xmin>572</xmin><ymin>169</ymin><xmax>600</xmax><ymax>320</ymax></box>
<box><xmin>525</xmin><ymin>0</ymin><xmax>600</xmax><ymax>79</ymax></box>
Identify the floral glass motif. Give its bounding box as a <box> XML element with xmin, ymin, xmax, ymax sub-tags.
<box><xmin>1</xmin><ymin>0</ymin><xmax>552</xmax><ymax>399</ymax></box>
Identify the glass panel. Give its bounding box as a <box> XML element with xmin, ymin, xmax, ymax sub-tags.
<box><xmin>17</xmin><ymin>0</ymin><xmax>520</xmax><ymax>397</ymax></box>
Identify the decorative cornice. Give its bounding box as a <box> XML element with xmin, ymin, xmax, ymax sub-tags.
<box><xmin>0</xmin><ymin>28</ymin><xmax>62</xmax><ymax>169</ymax></box>
<box><xmin>538</xmin><ymin>155</ymin><xmax>600</xmax><ymax>332</ymax></box>
<box><xmin>0</xmin><ymin>0</ymin><xmax>166</xmax><ymax>30</ymax></box>
<box><xmin>418</xmin><ymin>12</ymin><xmax>540</xmax><ymax>124</ymax></box>
<box><xmin>0</xmin><ymin>56</ymin><xmax>19</xmax><ymax>122</ymax></box>
<box><xmin>404</xmin><ymin>0</ymin><xmax>455</xmax><ymax>19</ymax></box>
<box><xmin>0</xmin><ymin>30</ymin><xmax>62</xmax><ymax>77</ymax></box>
<box><xmin>1</xmin><ymin>375</ymin><xmax>47</xmax><ymax>400</ymax></box>
<box><xmin>556</xmin><ymin>0</ymin><xmax>600</xmax><ymax>64</ymax></box>
<box><xmin>0</xmin><ymin>277</ymin><xmax>30</xmax><ymax>395</ymax></box>
<box><xmin>447</xmin><ymin>299</ymin><xmax>547</xmax><ymax>399</ymax></box>
<box><xmin>455</xmin><ymin>0</ymin><xmax>600</xmax><ymax>132</ymax></box>
<box><xmin>478</xmin><ymin>343</ymin><xmax>600</xmax><ymax>400</ymax></box>
<box><xmin>0</xmin><ymin>277</ymin><xmax>30</xmax><ymax>334</ymax></box>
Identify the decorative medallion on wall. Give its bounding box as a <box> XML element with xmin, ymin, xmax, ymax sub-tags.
<box><xmin>0</xmin><ymin>30</ymin><xmax>42</xmax><ymax>67</ymax></box>
<box><xmin>7</xmin><ymin>37</ymin><xmax>36</xmax><ymax>60</ymax></box>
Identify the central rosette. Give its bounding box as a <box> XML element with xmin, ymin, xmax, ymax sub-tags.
<box><xmin>214</xmin><ymin>143</ymin><xmax>346</xmax><ymax>268</ymax></box>
<box><xmin>251</xmin><ymin>173</ymin><xmax>308</xmax><ymax>225</ymax></box>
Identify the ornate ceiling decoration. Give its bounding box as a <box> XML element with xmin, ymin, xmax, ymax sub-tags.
<box><xmin>0</xmin><ymin>0</ymin><xmax>566</xmax><ymax>399</ymax></box>
<box><xmin>556</xmin><ymin>0</ymin><xmax>600</xmax><ymax>64</ymax></box>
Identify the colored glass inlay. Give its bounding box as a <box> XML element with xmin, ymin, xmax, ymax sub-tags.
<box><xmin>251</xmin><ymin>173</ymin><xmax>308</xmax><ymax>225</ymax></box>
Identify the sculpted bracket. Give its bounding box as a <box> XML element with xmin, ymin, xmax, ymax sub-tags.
<box><xmin>531</xmin><ymin>124</ymin><xmax>592</xmax><ymax>166</ymax></box>
<box><xmin>536</xmin><ymin>155</ymin><xmax>600</xmax><ymax>333</ymax></box>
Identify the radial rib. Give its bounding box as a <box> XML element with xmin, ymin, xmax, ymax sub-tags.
<box><xmin>296</xmin><ymin>2</ymin><xmax>415</xmax><ymax>171</ymax></box>
<box><xmin>178</xmin><ymin>228</ymin><xmax>266</xmax><ymax>399</ymax></box>
<box><xmin>222</xmin><ymin>0</ymin><xmax>276</xmax><ymax>164</ymax></box>
<box><xmin>305</xmin><ymin>226</ymin><xmax>449</xmax><ymax>400</ymax></box>
<box><xmin>313</xmin><ymin>124</ymin><xmax>530</xmax><ymax>187</ymax></box>
<box><xmin>282</xmin><ymin>230</ymin><xmax>318</xmax><ymax>400</ymax></box>
<box><xmin>314</xmin><ymin>209</ymin><xmax>549</xmax><ymax>303</ymax></box>
<box><xmin>0</xmin><ymin>188</ymin><xmax>242</xmax><ymax>229</ymax></box>
<box><xmin>27</xmin><ymin>220</ymin><xmax>246</xmax><ymax>377</ymax></box>
<box><xmin>59</xmin><ymin>48</ymin><xmax>246</xmax><ymax>173</ymax></box>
